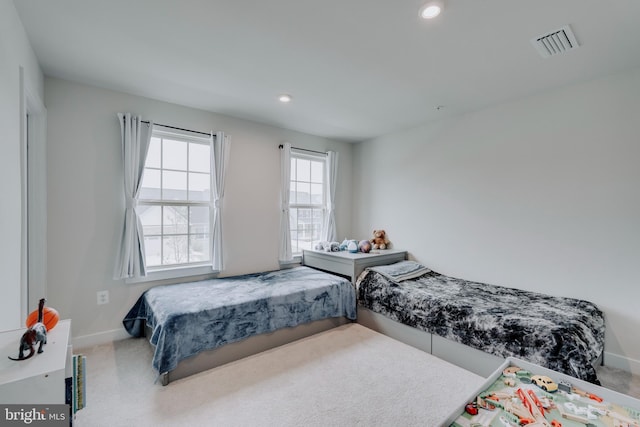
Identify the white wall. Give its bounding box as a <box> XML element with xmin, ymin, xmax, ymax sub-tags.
<box><xmin>0</xmin><ymin>0</ymin><xmax>44</xmax><ymax>331</ymax></box>
<box><xmin>44</xmin><ymin>77</ymin><xmax>352</xmax><ymax>344</ymax></box>
<box><xmin>353</xmin><ymin>68</ymin><xmax>640</xmax><ymax>373</ymax></box>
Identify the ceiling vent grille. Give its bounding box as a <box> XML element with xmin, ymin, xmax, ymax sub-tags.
<box><xmin>531</xmin><ymin>25</ymin><xmax>579</xmax><ymax>58</ymax></box>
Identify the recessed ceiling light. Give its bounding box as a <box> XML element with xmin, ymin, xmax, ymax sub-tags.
<box><xmin>420</xmin><ymin>1</ymin><xmax>444</xmax><ymax>19</ymax></box>
<box><xmin>279</xmin><ymin>94</ymin><xmax>292</xmax><ymax>103</ymax></box>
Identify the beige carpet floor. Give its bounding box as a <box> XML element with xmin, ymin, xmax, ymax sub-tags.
<box><xmin>596</xmin><ymin>364</ymin><xmax>640</xmax><ymax>399</ymax></box>
<box><xmin>74</xmin><ymin>323</ymin><xmax>640</xmax><ymax>427</ymax></box>
<box><xmin>74</xmin><ymin>324</ymin><xmax>484</xmax><ymax>426</ymax></box>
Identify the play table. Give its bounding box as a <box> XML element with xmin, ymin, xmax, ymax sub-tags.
<box><xmin>444</xmin><ymin>357</ymin><xmax>640</xmax><ymax>427</ymax></box>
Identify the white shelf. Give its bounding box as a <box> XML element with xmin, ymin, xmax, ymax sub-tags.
<box><xmin>0</xmin><ymin>319</ymin><xmax>71</xmax><ymax>404</ymax></box>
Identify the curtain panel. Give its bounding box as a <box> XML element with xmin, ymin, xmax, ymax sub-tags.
<box><xmin>210</xmin><ymin>132</ymin><xmax>231</xmax><ymax>271</ymax></box>
<box><xmin>321</xmin><ymin>151</ymin><xmax>338</xmax><ymax>243</ymax></box>
<box><xmin>279</xmin><ymin>143</ymin><xmax>293</xmax><ymax>263</ymax></box>
<box><xmin>114</xmin><ymin>113</ymin><xmax>153</xmax><ymax>279</ymax></box>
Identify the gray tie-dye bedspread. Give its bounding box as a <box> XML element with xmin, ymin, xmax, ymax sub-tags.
<box><xmin>123</xmin><ymin>266</ymin><xmax>356</xmax><ymax>374</ymax></box>
<box><xmin>357</xmin><ymin>267</ymin><xmax>604</xmax><ymax>384</ymax></box>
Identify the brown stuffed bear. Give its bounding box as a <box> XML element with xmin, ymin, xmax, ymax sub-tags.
<box><xmin>370</xmin><ymin>229</ymin><xmax>390</xmax><ymax>250</ymax></box>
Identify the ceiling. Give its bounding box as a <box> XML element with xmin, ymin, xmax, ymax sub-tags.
<box><xmin>14</xmin><ymin>0</ymin><xmax>640</xmax><ymax>142</ymax></box>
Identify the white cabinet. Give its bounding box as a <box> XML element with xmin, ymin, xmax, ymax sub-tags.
<box><xmin>0</xmin><ymin>319</ymin><xmax>71</xmax><ymax>404</ymax></box>
<box><xmin>303</xmin><ymin>249</ymin><xmax>407</xmax><ymax>284</ymax></box>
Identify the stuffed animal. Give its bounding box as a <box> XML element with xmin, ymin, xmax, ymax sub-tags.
<box><xmin>358</xmin><ymin>240</ymin><xmax>372</xmax><ymax>253</ymax></box>
<box><xmin>370</xmin><ymin>229</ymin><xmax>390</xmax><ymax>250</ymax></box>
<box><xmin>314</xmin><ymin>241</ymin><xmax>340</xmax><ymax>252</ymax></box>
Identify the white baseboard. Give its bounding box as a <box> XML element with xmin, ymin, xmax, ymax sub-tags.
<box><xmin>72</xmin><ymin>328</ymin><xmax>131</xmax><ymax>349</ymax></box>
<box><xmin>604</xmin><ymin>351</ymin><xmax>640</xmax><ymax>375</ymax></box>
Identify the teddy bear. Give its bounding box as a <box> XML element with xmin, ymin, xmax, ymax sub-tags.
<box><xmin>370</xmin><ymin>229</ymin><xmax>390</xmax><ymax>250</ymax></box>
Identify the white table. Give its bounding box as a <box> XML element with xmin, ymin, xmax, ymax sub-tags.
<box><xmin>302</xmin><ymin>249</ymin><xmax>407</xmax><ymax>284</ymax></box>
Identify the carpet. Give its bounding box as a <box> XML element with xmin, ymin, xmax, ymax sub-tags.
<box><xmin>74</xmin><ymin>323</ymin><xmax>484</xmax><ymax>426</ymax></box>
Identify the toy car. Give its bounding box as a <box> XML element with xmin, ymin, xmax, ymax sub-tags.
<box><xmin>465</xmin><ymin>402</ymin><xmax>479</xmax><ymax>415</ymax></box>
<box><xmin>531</xmin><ymin>375</ymin><xmax>558</xmax><ymax>392</ymax></box>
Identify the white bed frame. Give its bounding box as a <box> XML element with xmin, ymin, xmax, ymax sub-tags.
<box><xmin>357</xmin><ymin>307</ymin><xmax>604</xmax><ymax>379</ymax></box>
<box><xmin>146</xmin><ymin>317</ymin><xmax>351</xmax><ymax>385</ymax></box>
<box><xmin>356</xmin><ymin>307</ymin><xmax>504</xmax><ymax>377</ymax></box>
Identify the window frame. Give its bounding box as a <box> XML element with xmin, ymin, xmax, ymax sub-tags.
<box><xmin>135</xmin><ymin>127</ymin><xmax>213</xmax><ymax>278</ymax></box>
<box><xmin>289</xmin><ymin>149</ymin><xmax>327</xmax><ymax>256</ymax></box>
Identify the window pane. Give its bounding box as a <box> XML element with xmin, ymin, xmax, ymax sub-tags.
<box><xmin>144</xmin><ymin>236</ymin><xmax>162</xmax><ymax>267</ymax></box>
<box><xmin>189</xmin><ymin>234</ymin><xmax>210</xmax><ymax>263</ymax></box>
<box><xmin>190</xmin><ymin>206</ymin><xmax>210</xmax><ymax>234</ymax></box>
<box><xmin>189</xmin><ymin>143</ymin><xmax>210</xmax><ymax>173</ymax></box>
<box><xmin>311</xmin><ymin>161</ymin><xmax>323</xmax><ymax>183</ymax></box>
<box><xmin>289</xmin><ymin>207</ymin><xmax>324</xmax><ymax>254</ymax></box>
<box><xmin>163</xmin><ymin>206</ymin><xmax>188</xmax><ymax>235</ymax></box>
<box><xmin>311</xmin><ymin>183</ymin><xmax>323</xmax><ymax>205</ymax></box>
<box><xmin>189</xmin><ymin>172</ymin><xmax>210</xmax><ymax>201</ymax></box>
<box><xmin>312</xmin><ymin>208</ymin><xmax>324</xmax><ymax>240</ymax></box>
<box><xmin>296</xmin><ymin>182</ymin><xmax>310</xmax><ymax>204</ymax></box>
<box><xmin>297</xmin><ymin>208</ymin><xmax>312</xmax><ymax>248</ymax></box>
<box><xmin>163</xmin><ymin>139</ymin><xmax>187</xmax><ymax>171</ymax></box>
<box><xmin>139</xmin><ymin>205</ymin><xmax>161</xmax><ymax>236</ymax></box>
<box><xmin>139</xmin><ymin>169</ymin><xmax>161</xmax><ymax>200</ymax></box>
<box><xmin>163</xmin><ymin>235</ymin><xmax>188</xmax><ymax>265</ymax></box>
<box><xmin>290</xmin><ymin>208</ymin><xmax>299</xmax><ymax>252</ymax></box>
<box><xmin>163</xmin><ymin>170</ymin><xmax>187</xmax><ymax>200</ymax></box>
<box><xmin>297</xmin><ymin>159</ymin><xmax>310</xmax><ymax>181</ymax></box>
<box><xmin>146</xmin><ymin>137</ymin><xmax>161</xmax><ymax>168</ymax></box>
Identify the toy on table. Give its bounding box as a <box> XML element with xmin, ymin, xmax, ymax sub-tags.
<box><xmin>8</xmin><ymin>298</ymin><xmax>51</xmax><ymax>361</ymax></box>
<box><xmin>358</xmin><ymin>240</ymin><xmax>372</xmax><ymax>253</ymax></box>
<box><xmin>26</xmin><ymin>300</ymin><xmax>59</xmax><ymax>331</ymax></box>
<box><xmin>370</xmin><ymin>229</ymin><xmax>390</xmax><ymax>250</ymax></box>
<box><xmin>531</xmin><ymin>375</ymin><xmax>558</xmax><ymax>392</ymax></box>
<box><xmin>464</xmin><ymin>402</ymin><xmax>478</xmax><ymax>415</ymax></box>
<box><xmin>571</xmin><ymin>386</ymin><xmax>603</xmax><ymax>402</ymax></box>
<box><xmin>452</xmin><ymin>362</ymin><xmax>638</xmax><ymax>427</ymax></box>
<box><xmin>314</xmin><ymin>241</ymin><xmax>340</xmax><ymax>252</ymax></box>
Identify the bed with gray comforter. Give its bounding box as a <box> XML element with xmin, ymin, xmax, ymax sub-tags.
<box><xmin>123</xmin><ymin>266</ymin><xmax>356</xmax><ymax>375</ymax></box>
<box><xmin>357</xmin><ymin>261</ymin><xmax>604</xmax><ymax>383</ymax></box>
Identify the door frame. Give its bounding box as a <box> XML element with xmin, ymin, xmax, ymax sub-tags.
<box><xmin>20</xmin><ymin>66</ymin><xmax>47</xmax><ymax>319</ymax></box>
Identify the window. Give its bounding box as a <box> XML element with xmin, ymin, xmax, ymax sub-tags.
<box><xmin>289</xmin><ymin>151</ymin><xmax>325</xmax><ymax>254</ymax></box>
<box><xmin>138</xmin><ymin>129</ymin><xmax>212</xmax><ymax>269</ymax></box>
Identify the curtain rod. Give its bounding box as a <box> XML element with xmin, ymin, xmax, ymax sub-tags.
<box><xmin>141</xmin><ymin>120</ymin><xmax>211</xmax><ymax>137</ymax></box>
<box><xmin>278</xmin><ymin>144</ymin><xmax>327</xmax><ymax>155</ymax></box>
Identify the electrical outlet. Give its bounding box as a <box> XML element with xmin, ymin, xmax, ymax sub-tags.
<box><xmin>97</xmin><ymin>290</ymin><xmax>109</xmax><ymax>305</ymax></box>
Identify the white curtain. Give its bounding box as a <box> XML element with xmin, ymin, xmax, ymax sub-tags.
<box><xmin>114</xmin><ymin>113</ymin><xmax>153</xmax><ymax>279</ymax></box>
<box><xmin>321</xmin><ymin>151</ymin><xmax>338</xmax><ymax>242</ymax></box>
<box><xmin>279</xmin><ymin>143</ymin><xmax>293</xmax><ymax>263</ymax></box>
<box><xmin>210</xmin><ymin>131</ymin><xmax>231</xmax><ymax>271</ymax></box>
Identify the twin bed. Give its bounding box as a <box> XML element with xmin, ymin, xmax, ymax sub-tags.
<box><xmin>123</xmin><ymin>266</ymin><xmax>356</xmax><ymax>384</ymax></box>
<box><xmin>357</xmin><ymin>261</ymin><xmax>604</xmax><ymax>384</ymax></box>
<box><xmin>123</xmin><ymin>259</ymin><xmax>605</xmax><ymax>385</ymax></box>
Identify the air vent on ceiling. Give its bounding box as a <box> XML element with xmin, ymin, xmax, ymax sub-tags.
<box><xmin>531</xmin><ymin>25</ymin><xmax>579</xmax><ymax>58</ymax></box>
